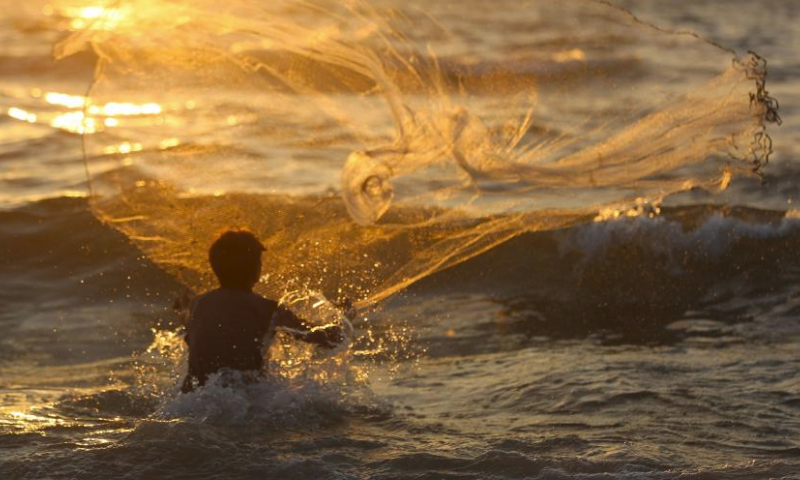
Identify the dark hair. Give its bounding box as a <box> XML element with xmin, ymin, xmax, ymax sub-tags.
<box><xmin>208</xmin><ymin>229</ymin><xmax>265</xmax><ymax>288</ymax></box>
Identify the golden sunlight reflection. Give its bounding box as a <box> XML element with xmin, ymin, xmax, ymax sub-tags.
<box><xmin>88</xmin><ymin>102</ymin><xmax>162</xmax><ymax>116</ymax></box>
<box><xmin>104</xmin><ymin>141</ymin><xmax>143</xmax><ymax>155</ymax></box>
<box><xmin>0</xmin><ymin>408</ymin><xmax>65</xmax><ymax>434</ymax></box>
<box><xmin>1</xmin><ymin>388</ymin><xmax>132</xmax><ymax>435</ymax></box>
<box><xmin>63</xmin><ymin>5</ymin><xmax>127</xmax><ymax>31</ymax></box>
<box><xmin>44</xmin><ymin>91</ymin><xmax>86</xmax><ymax>109</ymax></box>
<box><xmin>50</xmin><ymin>111</ymin><xmax>96</xmax><ymax>134</ymax></box>
<box><xmin>42</xmin><ymin>91</ymin><xmax>162</xmax><ymax>116</ymax></box>
<box><xmin>75</xmin><ymin>436</ymin><xmax>116</xmax><ymax>447</ymax></box>
<box><xmin>7</xmin><ymin>107</ymin><xmax>37</xmax><ymax>123</ymax></box>
<box><xmin>159</xmin><ymin>138</ymin><xmax>181</xmax><ymax>149</ymax></box>
<box><xmin>9</xmin><ymin>411</ymin><xmax>64</xmax><ymax>428</ymax></box>
<box><xmin>2</xmin><ymin>90</ymin><xmax>170</xmax><ymax>136</ymax></box>
<box><xmin>553</xmin><ymin>48</ymin><xmax>587</xmax><ymax>63</ymax></box>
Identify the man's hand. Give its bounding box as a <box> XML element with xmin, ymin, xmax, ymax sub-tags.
<box><xmin>332</xmin><ymin>298</ymin><xmax>357</xmax><ymax>321</ymax></box>
<box><xmin>173</xmin><ymin>288</ymin><xmax>194</xmax><ymax>326</ymax></box>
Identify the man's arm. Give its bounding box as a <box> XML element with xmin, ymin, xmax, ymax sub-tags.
<box><xmin>271</xmin><ymin>306</ymin><xmax>310</xmax><ymax>331</ymax></box>
<box><xmin>271</xmin><ymin>306</ymin><xmax>343</xmax><ymax>348</ymax></box>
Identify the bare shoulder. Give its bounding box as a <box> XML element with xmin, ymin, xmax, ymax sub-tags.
<box><xmin>191</xmin><ymin>289</ymin><xmax>219</xmax><ymax>310</ymax></box>
<box><xmin>248</xmin><ymin>292</ymin><xmax>279</xmax><ymax>315</ymax></box>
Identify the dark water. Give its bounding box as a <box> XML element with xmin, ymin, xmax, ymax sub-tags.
<box><xmin>4</xmin><ymin>201</ymin><xmax>800</xmax><ymax>479</ymax></box>
<box><xmin>3</xmin><ymin>1</ymin><xmax>800</xmax><ymax>479</ymax></box>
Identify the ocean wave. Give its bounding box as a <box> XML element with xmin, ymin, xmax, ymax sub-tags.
<box><xmin>3</xmin><ymin>196</ymin><xmax>799</xmax><ymax>345</ymax></box>
<box><xmin>4</xmin><ymin>197</ymin><xmax>798</xmax><ymax>290</ymax></box>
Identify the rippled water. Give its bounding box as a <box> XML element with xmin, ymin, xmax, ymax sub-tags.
<box><xmin>2</xmin><ymin>1</ymin><xmax>800</xmax><ymax>479</ymax></box>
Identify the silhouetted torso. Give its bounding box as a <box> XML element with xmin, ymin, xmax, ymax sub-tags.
<box><xmin>185</xmin><ymin>288</ymin><xmax>278</xmax><ymax>385</ymax></box>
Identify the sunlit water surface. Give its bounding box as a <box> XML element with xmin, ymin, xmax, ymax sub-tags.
<box><xmin>2</xmin><ymin>1</ymin><xmax>800</xmax><ymax>479</ymax></box>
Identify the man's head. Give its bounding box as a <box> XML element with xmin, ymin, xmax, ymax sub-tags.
<box><xmin>209</xmin><ymin>229</ymin><xmax>265</xmax><ymax>290</ymax></box>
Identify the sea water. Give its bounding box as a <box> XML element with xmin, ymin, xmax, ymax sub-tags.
<box><xmin>2</xmin><ymin>1</ymin><xmax>800</xmax><ymax>479</ymax></box>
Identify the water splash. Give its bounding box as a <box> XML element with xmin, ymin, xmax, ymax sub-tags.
<box><xmin>130</xmin><ymin>297</ymin><xmax>386</xmax><ymax>424</ymax></box>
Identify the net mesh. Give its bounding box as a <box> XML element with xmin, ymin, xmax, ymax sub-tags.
<box><xmin>56</xmin><ymin>0</ymin><xmax>778</xmax><ymax>307</ymax></box>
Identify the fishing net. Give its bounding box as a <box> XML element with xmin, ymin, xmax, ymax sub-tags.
<box><xmin>55</xmin><ymin>0</ymin><xmax>779</xmax><ymax>307</ymax></box>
